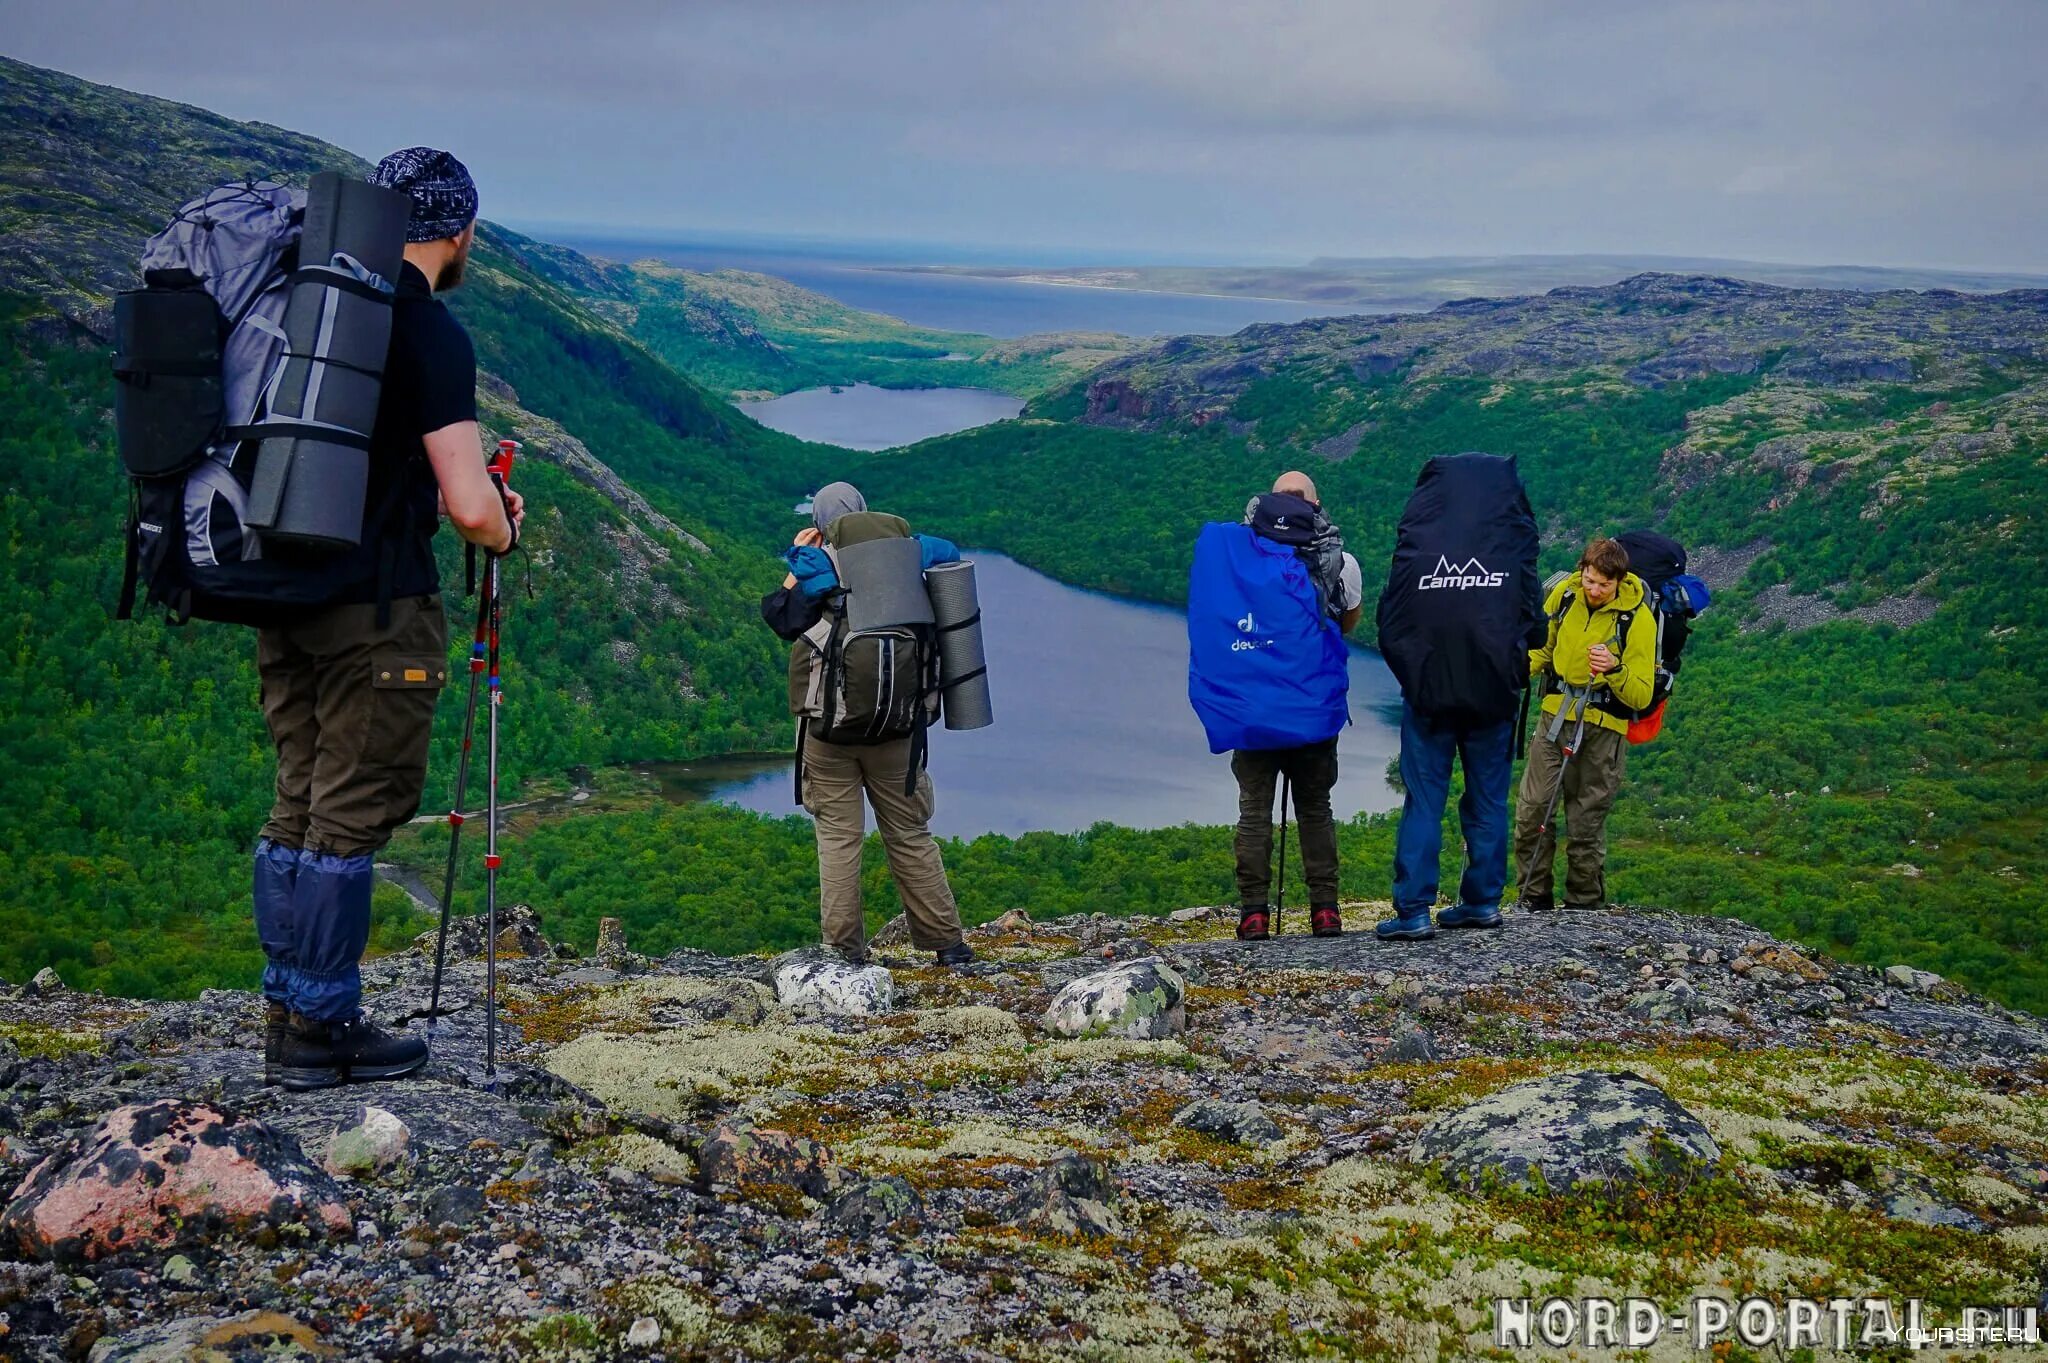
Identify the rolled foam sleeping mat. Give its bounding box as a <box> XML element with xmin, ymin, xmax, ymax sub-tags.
<box><xmin>926</xmin><ymin>559</ymin><xmax>992</xmax><ymax>730</ymax></box>
<box><xmin>837</xmin><ymin>536</ymin><xmax>935</xmax><ymax>631</ymax></box>
<box><xmin>246</xmin><ymin>172</ymin><xmax>410</xmax><ymax>549</ymax></box>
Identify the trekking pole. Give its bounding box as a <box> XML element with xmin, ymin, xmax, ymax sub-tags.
<box><xmin>1537</xmin><ymin>686</ymin><xmax>1591</xmax><ymax>837</ymax></box>
<box><xmin>1274</xmin><ymin>774</ymin><xmax>1291</xmax><ymax>927</ymax></box>
<box><xmin>423</xmin><ymin>553</ymin><xmax>493</xmax><ymax>1038</ymax></box>
<box><xmin>483</xmin><ymin>439</ymin><xmax>517</xmax><ymax>1085</ymax></box>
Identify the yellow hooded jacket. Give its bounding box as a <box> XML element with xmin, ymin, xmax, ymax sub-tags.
<box><xmin>1530</xmin><ymin>571</ymin><xmax>1658</xmax><ymax>736</ymax></box>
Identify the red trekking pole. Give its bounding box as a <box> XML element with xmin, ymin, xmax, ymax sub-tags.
<box><xmin>482</xmin><ymin>439</ymin><xmax>516</xmax><ymax>1084</ymax></box>
<box><xmin>422</xmin><ymin>440</ymin><xmax>518</xmax><ymax>1083</ymax></box>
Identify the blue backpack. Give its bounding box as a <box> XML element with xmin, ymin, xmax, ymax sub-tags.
<box><xmin>1188</xmin><ymin>522</ymin><xmax>1350</xmax><ymax>753</ymax></box>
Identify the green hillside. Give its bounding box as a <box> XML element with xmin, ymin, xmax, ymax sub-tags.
<box><xmin>499</xmin><ymin>231</ymin><xmax>1135</xmax><ymax>400</ymax></box>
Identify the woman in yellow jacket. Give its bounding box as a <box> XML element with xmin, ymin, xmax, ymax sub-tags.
<box><xmin>1512</xmin><ymin>537</ymin><xmax>1658</xmax><ymax>912</ymax></box>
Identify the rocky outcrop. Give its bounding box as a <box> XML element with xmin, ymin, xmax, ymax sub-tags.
<box><xmin>0</xmin><ymin>903</ymin><xmax>2041</xmax><ymax>1360</ymax></box>
<box><xmin>1414</xmin><ymin>1069</ymin><xmax>1721</xmax><ymax>1192</ymax></box>
<box><xmin>1062</xmin><ymin>272</ymin><xmax>2048</xmax><ymax>434</ymax></box>
<box><xmin>2</xmin><ymin>1102</ymin><xmax>351</xmax><ymax>1262</ymax></box>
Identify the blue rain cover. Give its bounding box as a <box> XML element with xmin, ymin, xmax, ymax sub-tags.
<box><xmin>1187</xmin><ymin>522</ymin><xmax>1350</xmax><ymax>754</ymax></box>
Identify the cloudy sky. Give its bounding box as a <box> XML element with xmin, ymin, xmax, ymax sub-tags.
<box><xmin>4</xmin><ymin>0</ymin><xmax>2042</xmax><ymax>269</ymax></box>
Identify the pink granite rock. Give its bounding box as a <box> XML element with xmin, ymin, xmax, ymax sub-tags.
<box><xmin>1</xmin><ymin>1101</ymin><xmax>351</xmax><ymax>1262</ymax></box>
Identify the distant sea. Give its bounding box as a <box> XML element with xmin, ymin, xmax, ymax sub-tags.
<box><xmin>547</xmin><ymin>233</ymin><xmax>1336</xmax><ymax>338</ymax></box>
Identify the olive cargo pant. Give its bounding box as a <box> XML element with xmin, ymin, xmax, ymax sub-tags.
<box><xmin>1511</xmin><ymin>722</ymin><xmax>1627</xmax><ymax>908</ymax></box>
<box><xmin>800</xmin><ymin>729</ymin><xmax>966</xmax><ymax>956</ymax></box>
<box><xmin>1231</xmin><ymin>738</ymin><xmax>1341</xmax><ymax>908</ymax></box>
<box><xmin>253</xmin><ymin>595</ymin><xmax>448</xmax><ymax>1020</ymax></box>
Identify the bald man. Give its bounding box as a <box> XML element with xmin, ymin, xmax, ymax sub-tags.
<box><xmin>1267</xmin><ymin>471</ymin><xmax>1363</xmax><ymax>632</ymax></box>
<box><xmin>1226</xmin><ymin>473</ymin><xmax>1364</xmax><ymax>939</ymax></box>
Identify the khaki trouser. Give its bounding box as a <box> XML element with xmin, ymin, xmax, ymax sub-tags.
<box><xmin>799</xmin><ymin>729</ymin><xmax>965</xmax><ymax>955</ymax></box>
<box><xmin>1512</xmin><ymin>722</ymin><xmax>1626</xmax><ymax>907</ymax></box>
<box><xmin>257</xmin><ymin>596</ymin><xmax>449</xmax><ymax>857</ymax></box>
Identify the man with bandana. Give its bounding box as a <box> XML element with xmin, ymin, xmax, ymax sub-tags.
<box><xmin>258</xmin><ymin>148</ymin><xmax>526</xmax><ymax>1091</ymax></box>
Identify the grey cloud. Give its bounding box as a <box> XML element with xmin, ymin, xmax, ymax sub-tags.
<box><xmin>1</xmin><ymin>0</ymin><xmax>2042</xmax><ymax>268</ymax></box>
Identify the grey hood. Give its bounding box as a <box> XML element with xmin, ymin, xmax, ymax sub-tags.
<box><xmin>811</xmin><ymin>481</ymin><xmax>867</xmax><ymax>531</ymax></box>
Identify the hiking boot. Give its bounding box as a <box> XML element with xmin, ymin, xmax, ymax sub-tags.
<box><xmin>1310</xmin><ymin>904</ymin><xmax>1343</xmax><ymax>938</ymax></box>
<box><xmin>832</xmin><ymin>943</ymin><xmax>871</xmax><ymax>966</ymax></box>
<box><xmin>935</xmin><ymin>942</ymin><xmax>976</xmax><ymax>968</ymax></box>
<box><xmin>1236</xmin><ymin>905</ymin><xmax>1272</xmax><ymax>941</ymax></box>
<box><xmin>1374</xmin><ymin>913</ymin><xmax>1436</xmax><ymax>942</ymax></box>
<box><xmin>1436</xmin><ymin>903</ymin><xmax>1503</xmax><ymax>930</ymax></box>
<box><xmin>264</xmin><ymin>1000</ymin><xmax>287</xmax><ymax>1086</ymax></box>
<box><xmin>279</xmin><ymin>1013</ymin><xmax>429</xmax><ymax>1092</ymax></box>
<box><xmin>1562</xmin><ymin>901</ymin><xmax>1604</xmax><ymax>913</ymax></box>
<box><xmin>1513</xmin><ymin>895</ymin><xmax>1556</xmax><ymax>915</ymax></box>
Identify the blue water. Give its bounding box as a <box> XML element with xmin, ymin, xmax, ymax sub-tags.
<box><xmin>740</xmin><ymin>384</ymin><xmax>1024</xmax><ymax>450</ymax></box>
<box><xmin>645</xmin><ymin>552</ymin><xmax>1401</xmax><ymax>837</ymax></box>
<box><xmin>553</xmin><ymin>235</ymin><xmax>1335</xmax><ymax>339</ymax></box>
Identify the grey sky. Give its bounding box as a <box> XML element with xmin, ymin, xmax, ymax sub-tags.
<box><xmin>4</xmin><ymin>0</ymin><xmax>2043</xmax><ymax>269</ymax></box>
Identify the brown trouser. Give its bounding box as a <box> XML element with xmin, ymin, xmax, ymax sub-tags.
<box><xmin>799</xmin><ymin>728</ymin><xmax>964</xmax><ymax>955</ymax></box>
<box><xmin>257</xmin><ymin>596</ymin><xmax>449</xmax><ymax>857</ymax></box>
<box><xmin>1512</xmin><ymin>721</ymin><xmax>1626</xmax><ymax>907</ymax></box>
<box><xmin>1231</xmin><ymin>739</ymin><xmax>1341</xmax><ymax>907</ymax></box>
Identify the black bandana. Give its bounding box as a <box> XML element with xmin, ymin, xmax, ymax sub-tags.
<box><xmin>369</xmin><ymin>146</ymin><xmax>478</xmax><ymax>242</ymax></box>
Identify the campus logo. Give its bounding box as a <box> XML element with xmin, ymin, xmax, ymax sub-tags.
<box><xmin>1419</xmin><ymin>555</ymin><xmax>1507</xmax><ymax>590</ymax></box>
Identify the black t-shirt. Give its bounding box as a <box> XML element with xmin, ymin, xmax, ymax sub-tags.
<box><xmin>316</xmin><ymin>260</ymin><xmax>476</xmax><ymax>602</ymax></box>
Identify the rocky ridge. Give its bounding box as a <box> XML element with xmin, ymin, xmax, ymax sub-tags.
<box><xmin>2</xmin><ymin>902</ymin><xmax>2043</xmax><ymax>1361</ymax></box>
<box><xmin>1066</xmin><ymin>273</ymin><xmax>2048</xmax><ymax>432</ymax></box>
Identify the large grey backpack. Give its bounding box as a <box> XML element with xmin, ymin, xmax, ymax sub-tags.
<box><xmin>112</xmin><ymin>181</ymin><xmax>303</xmax><ymax>621</ymax></box>
<box><xmin>112</xmin><ymin>177</ymin><xmax>411</xmax><ymax>624</ymax></box>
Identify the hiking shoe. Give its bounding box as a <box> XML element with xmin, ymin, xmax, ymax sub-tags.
<box><xmin>1236</xmin><ymin>905</ymin><xmax>1272</xmax><ymax>941</ymax></box>
<box><xmin>935</xmin><ymin>942</ymin><xmax>976</xmax><ymax>968</ymax></box>
<box><xmin>1374</xmin><ymin>913</ymin><xmax>1436</xmax><ymax>942</ymax></box>
<box><xmin>1513</xmin><ymin>895</ymin><xmax>1556</xmax><ymax>915</ymax></box>
<box><xmin>1437</xmin><ymin>903</ymin><xmax>1503</xmax><ymax>930</ymax></box>
<box><xmin>831</xmin><ymin>943</ymin><xmax>871</xmax><ymax>966</ymax></box>
<box><xmin>279</xmin><ymin>1014</ymin><xmax>429</xmax><ymax>1092</ymax></box>
<box><xmin>1310</xmin><ymin>904</ymin><xmax>1343</xmax><ymax>938</ymax></box>
<box><xmin>264</xmin><ymin>1000</ymin><xmax>287</xmax><ymax>1086</ymax></box>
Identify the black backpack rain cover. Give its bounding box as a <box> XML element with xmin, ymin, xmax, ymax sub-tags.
<box><xmin>1375</xmin><ymin>453</ymin><xmax>1543</xmax><ymax>726</ymax></box>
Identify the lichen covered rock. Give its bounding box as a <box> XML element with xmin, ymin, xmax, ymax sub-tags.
<box><xmin>322</xmin><ymin>1105</ymin><xmax>410</xmax><ymax>1180</ymax></box>
<box><xmin>821</xmin><ymin>1175</ymin><xmax>924</xmax><ymax>1236</ymax></box>
<box><xmin>697</xmin><ymin>1119</ymin><xmax>844</xmax><ymax>1201</ymax></box>
<box><xmin>1003</xmin><ymin>1153</ymin><xmax>1121</xmax><ymax>1237</ymax></box>
<box><xmin>1414</xmin><ymin>1069</ymin><xmax>1721</xmax><ymax>1192</ymax></box>
<box><xmin>771</xmin><ymin>948</ymin><xmax>897</xmax><ymax>1018</ymax></box>
<box><xmin>1040</xmin><ymin>957</ymin><xmax>1185</xmax><ymax>1040</ymax></box>
<box><xmin>2</xmin><ymin>1102</ymin><xmax>351</xmax><ymax>1262</ymax></box>
<box><xmin>1173</xmin><ymin>1099</ymin><xmax>1281</xmax><ymax>1146</ymax></box>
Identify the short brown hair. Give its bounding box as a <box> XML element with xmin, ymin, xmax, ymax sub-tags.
<box><xmin>1580</xmin><ymin>536</ymin><xmax>1630</xmax><ymax>581</ymax></box>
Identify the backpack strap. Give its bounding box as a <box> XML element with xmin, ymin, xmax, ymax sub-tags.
<box><xmin>116</xmin><ymin>489</ymin><xmax>141</xmax><ymax>621</ymax></box>
<box><xmin>793</xmin><ymin>716</ymin><xmax>807</xmax><ymax>807</ymax></box>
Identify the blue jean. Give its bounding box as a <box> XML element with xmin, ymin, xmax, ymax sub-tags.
<box><xmin>1391</xmin><ymin>703</ymin><xmax>1514</xmax><ymax>917</ymax></box>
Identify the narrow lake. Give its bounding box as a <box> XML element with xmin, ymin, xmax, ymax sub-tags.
<box><xmin>739</xmin><ymin>383</ymin><xmax>1023</xmax><ymax>450</ymax></box>
<box><xmin>642</xmin><ymin>552</ymin><xmax>1402</xmax><ymax>837</ymax></box>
